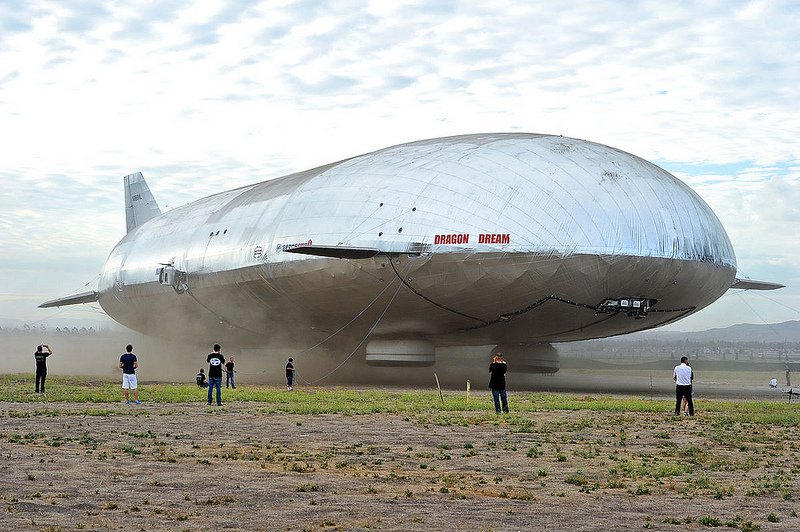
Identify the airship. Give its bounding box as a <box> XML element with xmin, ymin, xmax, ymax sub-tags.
<box><xmin>41</xmin><ymin>133</ymin><xmax>781</xmax><ymax>374</ymax></box>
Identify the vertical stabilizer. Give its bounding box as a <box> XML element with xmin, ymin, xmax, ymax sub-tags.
<box><xmin>124</xmin><ymin>172</ymin><xmax>161</xmax><ymax>233</ymax></box>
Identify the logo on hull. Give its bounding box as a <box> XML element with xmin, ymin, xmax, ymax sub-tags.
<box><xmin>433</xmin><ymin>233</ymin><xmax>510</xmax><ymax>245</ymax></box>
<box><xmin>276</xmin><ymin>240</ymin><xmax>313</xmax><ymax>252</ymax></box>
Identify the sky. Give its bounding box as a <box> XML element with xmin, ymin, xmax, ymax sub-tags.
<box><xmin>0</xmin><ymin>0</ymin><xmax>798</xmax><ymax>334</ymax></box>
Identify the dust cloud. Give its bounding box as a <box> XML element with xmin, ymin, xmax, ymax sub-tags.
<box><xmin>2</xmin><ymin>331</ymin><xmax>514</xmax><ymax>389</ymax></box>
<box><xmin>2</xmin><ymin>330</ymin><xmax>787</xmax><ymax>400</ymax></box>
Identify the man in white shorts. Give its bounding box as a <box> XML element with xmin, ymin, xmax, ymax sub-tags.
<box><xmin>119</xmin><ymin>344</ymin><xmax>140</xmax><ymax>404</ymax></box>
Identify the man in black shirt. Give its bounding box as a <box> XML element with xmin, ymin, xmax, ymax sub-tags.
<box><xmin>286</xmin><ymin>358</ymin><xmax>295</xmax><ymax>391</ymax></box>
<box><xmin>34</xmin><ymin>344</ymin><xmax>53</xmax><ymax>393</ymax></box>
<box><xmin>225</xmin><ymin>357</ymin><xmax>236</xmax><ymax>389</ymax></box>
<box><xmin>196</xmin><ymin>368</ymin><xmax>208</xmax><ymax>388</ymax></box>
<box><xmin>489</xmin><ymin>352</ymin><xmax>509</xmax><ymax>414</ymax></box>
<box><xmin>206</xmin><ymin>344</ymin><xmax>225</xmax><ymax>406</ymax></box>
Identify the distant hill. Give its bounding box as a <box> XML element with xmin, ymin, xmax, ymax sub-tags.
<box><xmin>630</xmin><ymin>320</ymin><xmax>800</xmax><ymax>343</ymax></box>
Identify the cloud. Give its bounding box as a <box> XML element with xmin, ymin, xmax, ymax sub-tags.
<box><xmin>1</xmin><ymin>0</ymin><xmax>798</xmax><ymax>331</ymax></box>
<box><xmin>0</xmin><ymin>0</ymin><xmax>36</xmax><ymax>44</ymax></box>
<box><xmin>54</xmin><ymin>0</ymin><xmax>111</xmax><ymax>34</ymax></box>
<box><xmin>0</xmin><ymin>71</ymin><xmax>20</xmax><ymax>88</ymax></box>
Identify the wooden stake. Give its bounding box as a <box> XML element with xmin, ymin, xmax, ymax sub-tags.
<box><xmin>434</xmin><ymin>373</ymin><xmax>444</xmax><ymax>404</ymax></box>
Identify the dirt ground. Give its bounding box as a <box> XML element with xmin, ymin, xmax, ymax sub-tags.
<box><xmin>1</xmin><ymin>398</ymin><xmax>799</xmax><ymax>531</ymax></box>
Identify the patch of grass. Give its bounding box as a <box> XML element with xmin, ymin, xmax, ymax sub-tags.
<box><xmin>565</xmin><ymin>470</ymin><xmax>588</xmax><ymax>486</ymax></box>
<box><xmin>653</xmin><ymin>463</ymin><xmax>689</xmax><ymax>478</ymax></box>
<box><xmin>725</xmin><ymin>515</ymin><xmax>761</xmax><ymax>531</ymax></box>
<box><xmin>698</xmin><ymin>515</ymin><xmax>722</xmax><ymax>527</ymax></box>
<box><xmin>120</xmin><ymin>445</ymin><xmax>141</xmax><ymax>455</ymax></box>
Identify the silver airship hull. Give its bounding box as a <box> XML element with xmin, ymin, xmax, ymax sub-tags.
<box><xmin>83</xmin><ymin>133</ymin><xmax>740</xmax><ymax>373</ymax></box>
<box><xmin>97</xmin><ymin>249</ymin><xmax>733</xmax><ymax>343</ymax></box>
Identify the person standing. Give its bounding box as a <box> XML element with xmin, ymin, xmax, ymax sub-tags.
<box><xmin>681</xmin><ymin>365</ymin><xmax>694</xmax><ymax>416</ymax></box>
<box><xmin>286</xmin><ymin>358</ymin><xmax>295</xmax><ymax>391</ymax></box>
<box><xmin>225</xmin><ymin>357</ymin><xmax>236</xmax><ymax>389</ymax></box>
<box><xmin>673</xmin><ymin>356</ymin><xmax>694</xmax><ymax>416</ymax></box>
<box><xmin>34</xmin><ymin>344</ymin><xmax>53</xmax><ymax>393</ymax></box>
<box><xmin>489</xmin><ymin>352</ymin><xmax>509</xmax><ymax>414</ymax></box>
<box><xmin>119</xmin><ymin>344</ymin><xmax>140</xmax><ymax>404</ymax></box>
<box><xmin>206</xmin><ymin>344</ymin><xmax>225</xmax><ymax>406</ymax></box>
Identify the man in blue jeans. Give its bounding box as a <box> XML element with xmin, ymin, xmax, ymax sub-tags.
<box><xmin>225</xmin><ymin>357</ymin><xmax>236</xmax><ymax>389</ymax></box>
<box><xmin>206</xmin><ymin>344</ymin><xmax>225</xmax><ymax>406</ymax></box>
<box><xmin>286</xmin><ymin>358</ymin><xmax>295</xmax><ymax>391</ymax></box>
<box><xmin>489</xmin><ymin>352</ymin><xmax>509</xmax><ymax>414</ymax></box>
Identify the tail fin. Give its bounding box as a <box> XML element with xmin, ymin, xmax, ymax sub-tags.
<box><xmin>124</xmin><ymin>172</ymin><xmax>161</xmax><ymax>233</ymax></box>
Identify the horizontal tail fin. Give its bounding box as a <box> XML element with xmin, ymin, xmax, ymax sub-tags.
<box><xmin>39</xmin><ymin>290</ymin><xmax>98</xmax><ymax>308</ymax></box>
<box><xmin>124</xmin><ymin>172</ymin><xmax>161</xmax><ymax>233</ymax></box>
<box><xmin>729</xmin><ymin>278</ymin><xmax>785</xmax><ymax>290</ymax></box>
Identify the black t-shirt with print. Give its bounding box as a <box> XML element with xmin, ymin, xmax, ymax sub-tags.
<box><xmin>207</xmin><ymin>353</ymin><xmax>226</xmax><ymax>378</ymax></box>
<box><xmin>34</xmin><ymin>351</ymin><xmax>50</xmax><ymax>366</ymax></box>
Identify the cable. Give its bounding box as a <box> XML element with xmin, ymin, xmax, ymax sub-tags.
<box><xmin>186</xmin><ymin>259</ymin><xmax>410</xmax><ymax>351</ymax></box>
<box><xmin>735</xmin><ymin>292</ymin><xmax>787</xmax><ymax>341</ymax></box>
<box><xmin>185</xmin><ymin>288</ymin><xmax>269</xmax><ymax>340</ymax></box>
<box><xmin>308</xmin><ymin>260</ymin><xmax>411</xmax><ymax>384</ymax></box>
<box><xmin>456</xmin><ymin>293</ymin><xmax>695</xmax><ymax>332</ymax></box>
<box><xmin>26</xmin><ymin>302</ymin><xmax>107</xmax><ymax>328</ymax></box>
<box><xmin>238</xmin><ymin>258</ymin><xmax>417</xmax><ymax>380</ymax></box>
<box><xmin>382</xmin><ymin>251</ymin><xmax>702</xmax><ymax>336</ymax></box>
<box><xmin>537</xmin><ymin>312</ymin><xmax>618</xmax><ymax>339</ymax></box>
<box><xmin>749</xmin><ymin>291</ymin><xmax>800</xmax><ymax>315</ymax></box>
<box><xmin>386</xmin><ymin>255</ymin><xmax>488</xmax><ymax>325</ymax></box>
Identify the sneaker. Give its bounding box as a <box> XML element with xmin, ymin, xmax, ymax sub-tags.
<box><xmin>217</xmin><ymin>403</ymin><xmax>223</xmax><ymax>406</ymax></box>
<box><xmin>207</xmin><ymin>402</ymin><xmax>212</xmax><ymax>406</ymax></box>
<box><xmin>126</xmin><ymin>401</ymin><xmax>130</xmax><ymax>404</ymax></box>
<box><xmin>135</xmin><ymin>401</ymin><xmax>141</xmax><ymax>405</ymax></box>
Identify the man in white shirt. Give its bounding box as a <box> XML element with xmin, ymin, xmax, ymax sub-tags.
<box><xmin>673</xmin><ymin>356</ymin><xmax>694</xmax><ymax>416</ymax></box>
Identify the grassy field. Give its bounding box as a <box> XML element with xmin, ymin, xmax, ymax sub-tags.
<box><xmin>2</xmin><ymin>374</ymin><xmax>800</xmax><ymax>530</ymax></box>
<box><xmin>3</xmin><ymin>373</ymin><xmax>800</xmax><ymax>424</ymax></box>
